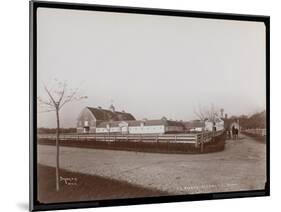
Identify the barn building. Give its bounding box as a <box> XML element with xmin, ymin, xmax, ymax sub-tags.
<box><xmin>96</xmin><ymin>119</ymin><xmax>185</xmax><ymax>134</ymax></box>
<box><xmin>76</xmin><ymin>105</ymin><xmax>136</xmax><ymax>133</ymax></box>
<box><xmin>204</xmin><ymin>117</ymin><xmax>224</xmax><ymax>132</ymax></box>
<box><xmin>77</xmin><ymin>105</ymin><xmax>184</xmax><ymax>134</ymax></box>
<box><xmin>77</xmin><ymin>105</ymin><xmax>227</xmax><ymax>134</ymax></box>
<box><xmin>183</xmin><ymin>120</ymin><xmax>205</xmax><ymax>132</ymax></box>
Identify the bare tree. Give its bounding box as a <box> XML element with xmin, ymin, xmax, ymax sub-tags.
<box><xmin>205</xmin><ymin>104</ymin><xmax>219</xmax><ymax>122</ymax></box>
<box><xmin>194</xmin><ymin>104</ymin><xmax>207</xmax><ymax>121</ymax></box>
<box><xmin>37</xmin><ymin>80</ymin><xmax>87</xmax><ymax>191</ymax></box>
<box><xmin>194</xmin><ymin>104</ymin><xmax>219</xmax><ymax>122</ymax></box>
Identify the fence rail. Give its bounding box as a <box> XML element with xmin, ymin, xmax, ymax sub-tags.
<box><xmin>243</xmin><ymin>128</ymin><xmax>266</xmax><ymax>136</ymax></box>
<box><xmin>38</xmin><ymin>130</ymin><xmax>224</xmax><ymax>146</ymax></box>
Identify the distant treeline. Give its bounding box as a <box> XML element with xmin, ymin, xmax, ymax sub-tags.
<box><xmin>37</xmin><ymin>128</ymin><xmax>77</xmax><ymax>134</ymax></box>
<box><xmin>230</xmin><ymin>110</ymin><xmax>266</xmax><ymax>129</ymax></box>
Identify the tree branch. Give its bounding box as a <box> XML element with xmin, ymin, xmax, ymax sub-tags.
<box><xmin>57</xmin><ymin>82</ymin><xmax>66</xmax><ymax>105</ymax></box>
<box><xmin>44</xmin><ymin>84</ymin><xmax>57</xmax><ymax>107</ymax></box>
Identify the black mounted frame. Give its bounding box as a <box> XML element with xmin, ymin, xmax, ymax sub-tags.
<box><xmin>30</xmin><ymin>0</ymin><xmax>270</xmax><ymax>211</ymax></box>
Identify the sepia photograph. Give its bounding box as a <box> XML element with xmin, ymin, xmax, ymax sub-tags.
<box><xmin>30</xmin><ymin>1</ymin><xmax>269</xmax><ymax>210</ymax></box>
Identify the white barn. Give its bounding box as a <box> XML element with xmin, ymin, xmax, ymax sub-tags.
<box><xmin>77</xmin><ymin>106</ymin><xmax>185</xmax><ymax>134</ymax></box>
<box><xmin>96</xmin><ymin>119</ymin><xmax>183</xmax><ymax>134</ymax></box>
<box><xmin>204</xmin><ymin>117</ymin><xmax>224</xmax><ymax>132</ymax></box>
<box><xmin>76</xmin><ymin>106</ymin><xmax>136</xmax><ymax>133</ymax></box>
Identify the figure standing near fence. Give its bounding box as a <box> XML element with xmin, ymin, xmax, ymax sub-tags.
<box><xmin>232</xmin><ymin>125</ymin><xmax>236</xmax><ymax>140</ymax></box>
<box><xmin>235</xmin><ymin>127</ymin><xmax>239</xmax><ymax>140</ymax></box>
<box><xmin>226</xmin><ymin>130</ymin><xmax>231</xmax><ymax>139</ymax></box>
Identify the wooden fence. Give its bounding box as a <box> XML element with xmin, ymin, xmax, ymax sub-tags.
<box><xmin>242</xmin><ymin>128</ymin><xmax>266</xmax><ymax>136</ymax></box>
<box><xmin>38</xmin><ymin>130</ymin><xmax>224</xmax><ymax>147</ymax></box>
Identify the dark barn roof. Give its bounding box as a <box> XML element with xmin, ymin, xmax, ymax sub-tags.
<box><xmin>87</xmin><ymin>107</ymin><xmax>135</xmax><ymax>121</ymax></box>
<box><xmin>183</xmin><ymin>120</ymin><xmax>205</xmax><ymax>129</ymax></box>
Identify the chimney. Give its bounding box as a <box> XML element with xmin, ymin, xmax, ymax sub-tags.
<box><xmin>225</xmin><ymin>113</ymin><xmax>228</xmax><ymax>119</ymax></box>
<box><xmin>109</xmin><ymin>104</ymin><xmax>115</xmax><ymax>112</ymax></box>
<box><xmin>220</xmin><ymin>108</ymin><xmax>224</xmax><ymax>118</ymax></box>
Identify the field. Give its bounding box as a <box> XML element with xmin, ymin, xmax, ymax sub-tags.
<box><xmin>38</xmin><ymin>164</ymin><xmax>169</xmax><ymax>203</ymax></box>
<box><xmin>37</xmin><ymin>133</ymin><xmax>266</xmax><ymax>202</ymax></box>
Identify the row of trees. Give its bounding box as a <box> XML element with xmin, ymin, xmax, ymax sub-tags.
<box><xmin>230</xmin><ymin>110</ymin><xmax>266</xmax><ymax>129</ymax></box>
<box><xmin>194</xmin><ymin>104</ymin><xmax>266</xmax><ymax>130</ymax></box>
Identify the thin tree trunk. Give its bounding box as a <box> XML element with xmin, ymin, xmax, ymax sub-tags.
<box><xmin>55</xmin><ymin>109</ymin><xmax>60</xmax><ymax>191</ymax></box>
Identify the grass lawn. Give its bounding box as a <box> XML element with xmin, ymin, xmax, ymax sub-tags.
<box><xmin>37</xmin><ymin>164</ymin><xmax>169</xmax><ymax>204</ymax></box>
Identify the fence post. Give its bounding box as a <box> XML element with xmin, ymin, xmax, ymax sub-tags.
<box><xmin>200</xmin><ymin>140</ymin><xmax>204</xmax><ymax>153</ymax></box>
<box><xmin>195</xmin><ymin>134</ymin><xmax>199</xmax><ymax>148</ymax></box>
<box><xmin>200</xmin><ymin>132</ymin><xmax>205</xmax><ymax>153</ymax></box>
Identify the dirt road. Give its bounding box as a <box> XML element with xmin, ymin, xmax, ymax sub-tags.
<box><xmin>38</xmin><ymin>134</ymin><xmax>266</xmax><ymax>194</ymax></box>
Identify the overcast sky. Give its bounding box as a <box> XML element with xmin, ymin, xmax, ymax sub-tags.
<box><xmin>37</xmin><ymin>7</ymin><xmax>266</xmax><ymax>128</ymax></box>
